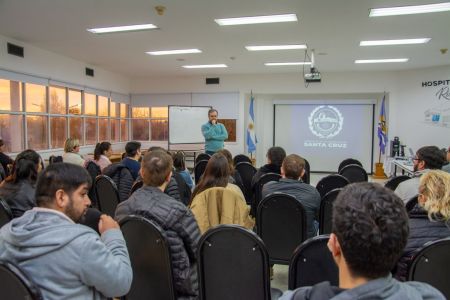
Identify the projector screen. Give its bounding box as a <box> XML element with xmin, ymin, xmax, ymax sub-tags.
<box><xmin>169</xmin><ymin>106</ymin><xmax>211</xmax><ymax>144</ymax></box>
<box><xmin>274</xmin><ymin>103</ymin><xmax>374</xmax><ymax>173</ymax></box>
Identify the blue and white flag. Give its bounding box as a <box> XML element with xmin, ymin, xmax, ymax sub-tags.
<box><xmin>377</xmin><ymin>95</ymin><xmax>388</xmax><ymax>155</ymax></box>
<box><xmin>247</xmin><ymin>93</ymin><xmax>257</xmax><ymax>153</ymax></box>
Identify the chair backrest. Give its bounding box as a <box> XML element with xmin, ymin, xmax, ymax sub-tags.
<box><xmin>0</xmin><ymin>260</ymin><xmax>43</xmax><ymax>300</ymax></box>
<box><xmin>195</xmin><ymin>153</ymin><xmax>211</xmax><ymax>165</ymax></box>
<box><xmin>300</xmin><ymin>158</ymin><xmax>310</xmax><ymax>184</ymax></box>
<box><xmin>319</xmin><ymin>188</ymin><xmax>342</xmax><ymax>234</ymax></box>
<box><xmin>129</xmin><ymin>180</ymin><xmax>144</xmax><ymax>197</ymax></box>
<box><xmin>338</xmin><ymin>164</ymin><xmax>368</xmax><ymax>183</ymax></box>
<box><xmin>233</xmin><ymin>154</ymin><xmax>252</xmax><ymax>165</ymax></box>
<box><xmin>48</xmin><ymin>155</ymin><xmax>63</xmax><ymax>164</ymax></box>
<box><xmin>194</xmin><ymin>160</ymin><xmax>209</xmax><ymax>184</ymax></box>
<box><xmin>315</xmin><ymin>174</ymin><xmax>349</xmax><ymax>198</ymax></box>
<box><xmin>338</xmin><ymin>158</ymin><xmax>363</xmax><ymax>173</ymax></box>
<box><xmin>406</xmin><ymin>195</ymin><xmax>418</xmax><ymax>213</ymax></box>
<box><xmin>0</xmin><ymin>163</ymin><xmax>5</xmax><ymax>181</ymax></box>
<box><xmin>120</xmin><ymin>216</ymin><xmax>176</xmax><ymax>300</ymax></box>
<box><xmin>0</xmin><ymin>197</ymin><xmax>13</xmax><ymax>228</ymax></box>
<box><xmin>172</xmin><ymin>172</ymin><xmax>192</xmax><ymax>206</ymax></box>
<box><xmin>384</xmin><ymin>175</ymin><xmax>411</xmax><ymax>190</ymax></box>
<box><xmin>94</xmin><ymin>175</ymin><xmax>120</xmax><ymax>217</ymax></box>
<box><xmin>408</xmin><ymin>238</ymin><xmax>450</xmax><ymax>298</ymax></box>
<box><xmin>235</xmin><ymin>162</ymin><xmax>257</xmax><ymax>205</ymax></box>
<box><xmin>197</xmin><ymin>225</ymin><xmax>271</xmax><ymax>300</ymax></box>
<box><xmin>257</xmin><ymin>192</ymin><xmax>307</xmax><ymax>265</ymax></box>
<box><xmin>251</xmin><ymin>172</ymin><xmax>281</xmax><ymax>216</ymax></box>
<box><xmin>288</xmin><ymin>235</ymin><xmax>338</xmax><ymax>289</ymax></box>
<box><xmin>85</xmin><ymin>161</ymin><xmax>102</xmax><ymax>208</ymax></box>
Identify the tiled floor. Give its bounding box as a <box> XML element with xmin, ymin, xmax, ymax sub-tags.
<box><xmin>270</xmin><ymin>173</ymin><xmax>388</xmax><ymax>293</ymax></box>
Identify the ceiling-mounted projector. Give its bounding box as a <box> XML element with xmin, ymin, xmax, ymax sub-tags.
<box><xmin>304</xmin><ymin>49</ymin><xmax>321</xmax><ymax>83</ymax></box>
<box><xmin>304</xmin><ymin>67</ymin><xmax>321</xmax><ymax>83</ymax></box>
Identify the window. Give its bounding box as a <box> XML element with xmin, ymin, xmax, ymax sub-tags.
<box><xmin>68</xmin><ymin>89</ymin><xmax>82</xmax><ymax>115</ymax></box>
<box><xmin>85</xmin><ymin>117</ymin><xmax>97</xmax><ymax>145</ymax></box>
<box><xmin>120</xmin><ymin>103</ymin><xmax>128</xmax><ymax>118</ymax></box>
<box><xmin>27</xmin><ymin>115</ymin><xmax>48</xmax><ymax>150</ymax></box>
<box><xmin>69</xmin><ymin>117</ymin><xmax>83</xmax><ymax>143</ymax></box>
<box><xmin>111</xmin><ymin>119</ymin><xmax>120</xmax><ymax>142</ymax></box>
<box><xmin>132</xmin><ymin>119</ymin><xmax>149</xmax><ymax>140</ymax></box>
<box><xmin>98</xmin><ymin>96</ymin><xmax>108</xmax><ymax>117</ymax></box>
<box><xmin>0</xmin><ymin>79</ymin><xmax>22</xmax><ymax>111</ymax></box>
<box><xmin>25</xmin><ymin>83</ymin><xmax>46</xmax><ymax>113</ymax></box>
<box><xmin>49</xmin><ymin>86</ymin><xmax>66</xmax><ymax>114</ymax></box>
<box><xmin>85</xmin><ymin>93</ymin><xmax>96</xmax><ymax>115</ymax></box>
<box><xmin>99</xmin><ymin>118</ymin><xmax>109</xmax><ymax>141</ymax></box>
<box><xmin>50</xmin><ymin>117</ymin><xmax>67</xmax><ymax>148</ymax></box>
<box><xmin>0</xmin><ymin>114</ymin><xmax>23</xmax><ymax>152</ymax></box>
<box><xmin>132</xmin><ymin>107</ymin><xmax>150</xmax><ymax>118</ymax></box>
<box><xmin>110</xmin><ymin>101</ymin><xmax>118</xmax><ymax>117</ymax></box>
<box><xmin>120</xmin><ymin>119</ymin><xmax>129</xmax><ymax>142</ymax></box>
<box><xmin>151</xmin><ymin>119</ymin><xmax>168</xmax><ymax>141</ymax></box>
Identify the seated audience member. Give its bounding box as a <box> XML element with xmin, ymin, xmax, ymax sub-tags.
<box><xmin>217</xmin><ymin>149</ymin><xmax>244</xmax><ymax>188</ymax></box>
<box><xmin>173</xmin><ymin>151</ymin><xmax>194</xmax><ymax>190</ymax></box>
<box><xmin>190</xmin><ymin>153</ymin><xmax>254</xmax><ymax>233</ymax></box>
<box><xmin>62</xmin><ymin>137</ymin><xmax>85</xmax><ymax>166</ymax></box>
<box><xmin>262</xmin><ymin>154</ymin><xmax>321</xmax><ymax>238</ymax></box>
<box><xmin>0</xmin><ymin>150</ymin><xmax>42</xmax><ymax>218</ymax></box>
<box><xmin>115</xmin><ymin>150</ymin><xmax>200</xmax><ymax>299</ymax></box>
<box><xmin>121</xmin><ymin>141</ymin><xmax>142</xmax><ymax>180</ymax></box>
<box><xmin>93</xmin><ymin>141</ymin><xmax>112</xmax><ymax>171</ymax></box>
<box><xmin>103</xmin><ymin>161</ymin><xmax>134</xmax><ymax>203</ymax></box>
<box><xmin>442</xmin><ymin>146</ymin><xmax>450</xmax><ymax>173</ymax></box>
<box><xmin>251</xmin><ymin>146</ymin><xmax>286</xmax><ymax>189</ymax></box>
<box><xmin>280</xmin><ymin>182</ymin><xmax>444</xmax><ymax>300</ymax></box>
<box><xmin>395</xmin><ymin>170</ymin><xmax>450</xmax><ymax>281</ymax></box>
<box><xmin>0</xmin><ymin>139</ymin><xmax>13</xmax><ymax>177</ymax></box>
<box><xmin>0</xmin><ymin>163</ymin><xmax>132</xmax><ymax>299</ymax></box>
<box><xmin>395</xmin><ymin>146</ymin><xmax>446</xmax><ymax>203</ymax></box>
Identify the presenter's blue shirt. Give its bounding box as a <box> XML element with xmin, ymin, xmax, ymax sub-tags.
<box><xmin>201</xmin><ymin>122</ymin><xmax>228</xmax><ymax>153</ymax></box>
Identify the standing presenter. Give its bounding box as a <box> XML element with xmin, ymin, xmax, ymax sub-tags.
<box><xmin>202</xmin><ymin>108</ymin><xmax>228</xmax><ymax>155</ymax></box>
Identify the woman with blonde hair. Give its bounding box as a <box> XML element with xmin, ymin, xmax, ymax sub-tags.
<box><xmin>395</xmin><ymin>170</ymin><xmax>450</xmax><ymax>281</ymax></box>
<box><xmin>62</xmin><ymin>138</ymin><xmax>85</xmax><ymax>166</ymax></box>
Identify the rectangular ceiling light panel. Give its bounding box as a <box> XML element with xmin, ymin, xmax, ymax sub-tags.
<box><xmin>355</xmin><ymin>58</ymin><xmax>409</xmax><ymax>64</ymax></box>
<box><xmin>182</xmin><ymin>64</ymin><xmax>228</xmax><ymax>69</ymax></box>
<box><xmin>146</xmin><ymin>49</ymin><xmax>202</xmax><ymax>55</ymax></box>
<box><xmin>369</xmin><ymin>2</ymin><xmax>450</xmax><ymax>16</ymax></box>
<box><xmin>265</xmin><ymin>62</ymin><xmax>311</xmax><ymax>66</ymax></box>
<box><xmin>87</xmin><ymin>24</ymin><xmax>158</xmax><ymax>34</ymax></box>
<box><xmin>215</xmin><ymin>14</ymin><xmax>297</xmax><ymax>26</ymax></box>
<box><xmin>246</xmin><ymin>44</ymin><xmax>307</xmax><ymax>51</ymax></box>
<box><xmin>360</xmin><ymin>38</ymin><xmax>431</xmax><ymax>46</ymax></box>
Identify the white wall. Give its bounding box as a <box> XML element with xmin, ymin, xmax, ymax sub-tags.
<box><xmin>131</xmin><ymin>65</ymin><xmax>450</xmax><ymax>168</ymax></box>
<box><xmin>0</xmin><ymin>34</ymin><xmax>131</xmax><ymax>94</ymax></box>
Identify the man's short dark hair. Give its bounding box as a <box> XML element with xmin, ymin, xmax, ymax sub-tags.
<box><xmin>36</xmin><ymin>163</ymin><xmax>92</xmax><ymax>207</ymax></box>
<box><xmin>282</xmin><ymin>154</ymin><xmax>305</xmax><ymax>180</ymax></box>
<box><xmin>332</xmin><ymin>182</ymin><xmax>409</xmax><ymax>279</ymax></box>
<box><xmin>416</xmin><ymin>146</ymin><xmax>446</xmax><ymax>169</ymax></box>
<box><xmin>267</xmin><ymin>146</ymin><xmax>286</xmax><ymax>166</ymax></box>
<box><xmin>125</xmin><ymin>141</ymin><xmax>141</xmax><ymax>157</ymax></box>
<box><xmin>141</xmin><ymin>150</ymin><xmax>173</xmax><ymax>187</ymax></box>
<box><xmin>208</xmin><ymin>108</ymin><xmax>218</xmax><ymax>116</ymax></box>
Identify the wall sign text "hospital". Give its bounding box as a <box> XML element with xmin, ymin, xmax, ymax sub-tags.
<box><xmin>422</xmin><ymin>80</ymin><xmax>450</xmax><ymax>87</ymax></box>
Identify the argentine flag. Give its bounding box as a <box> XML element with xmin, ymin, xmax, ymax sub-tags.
<box><xmin>247</xmin><ymin>94</ymin><xmax>257</xmax><ymax>153</ymax></box>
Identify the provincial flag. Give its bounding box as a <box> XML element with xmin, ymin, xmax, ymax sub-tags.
<box><xmin>377</xmin><ymin>95</ymin><xmax>388</xmax><ymax>154</ymax></box>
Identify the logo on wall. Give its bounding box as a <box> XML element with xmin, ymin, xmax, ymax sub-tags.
<box><xmin>421</xmin><ymin>80</ymin><xmax>450</xmax><ymax>101</ymax></box>
<box><xmin>308</xmin><ymin>105</ymin><xmax>344</xmax><ymax>139</ymax></box>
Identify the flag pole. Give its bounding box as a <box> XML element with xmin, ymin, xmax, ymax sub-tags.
<box><xmin>374</xmin><ymin>92</ymin><xmax>388</xmax><ymax>179</ymax></box>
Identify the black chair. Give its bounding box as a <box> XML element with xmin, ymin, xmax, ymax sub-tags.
<box><xmin>197</xmin><ymin>225</ymin><xmax>279</xmax><ymax>300</ymax></box>
<box><xmin>288</xmin><ymin>235</ymin><xmax>338</xmax><ymax>289</ymax></box>
<box><xmin>120</xmin><ymin>216</ymin><xmax>176</xmax><ymax>300</ymax></box>
<box><xmin>233</xmin><ymin>154</ymin><xmax>252</xmax><ymax>165</ymax></box>
<box><xmin>0</xmin><ymin>197</ymin><xmax>13</xmax><ymax>228</ymax></box>
<box><xmin>172</xmin><ymin>172</ymin><xmax>192</xmax><ymax>206</ymax></box>
<box><xmin>406</xmin><ymin>195</ymin><xmax>418</xmax><ymax>213</ymax></box>
<box><xmin>0</xmin><ymin>164</ymin><xmax>5</xmax><ymax>181</ymax></box>
<box><xmin>257</xmin><ymin>192</ymin><xmax>307</xmax><ymax>265</ymax></box>
<box><xmin>319</xmin><ymin>188</ymin><xmax>342</xmax><ymax>235</ymax></box>
<box><xmin>94</xmin><ymin>175</ymin><xmax>120</xmax><ymax>217</ymax></box>
<box><xmin>384</xmin><ymin>175</ymin><xmax>411</xmax><ymax>190</ymax></box>
<box><xmin>85</xmin><ymin>161</ymin><xmax>101</xmax><ymax>208</ymax></box>
<box><xmin>235</xmin><ymin>162</ymin><xmax>257</xmax><ymax>205</ymax></box>
<box><xmin>0</xmin><ymin>260</ymin><xmax>43</xmax><ymax>300</ymax></box>
<box><xmin>316</xmin><ymin>174</ymin><xmax>349</xmax><ymax>198</ymax></box>
<box><xmin>338</xmin><ymin>164</ymin><xmax>368</xmax><ymax>183</ymax></box>
<box><xmin>300</xmin><ymin>158</ymin><xmax>310</xmax><ymax>184</ymax></box>
<box><xmin>251</xmin><ymin>172</ymin><xmax>281</xmax><ymax>216</ymax></box>
<box><xmin>129</xmin><ymin>180</ymin><xmax>144</xmax><ymax>196</ymax></box>
<box><xmin>195</xmin><ymin>153</ymin><xmax>211</xmax><ymax>165</ymax></box>
<box><xmin>338</xmin><ymin>158</ymin><xmax>363</xmax><ymax>173</ymax></box>
<box><xmin>194</xmin><ymin>160</ymin><xmax>209</xmax><ymax>184</ymax></box>
<box><xmin>408</xmin><ymin>238</ymin><xmax>450</xmax><ymax>298</ymax></box>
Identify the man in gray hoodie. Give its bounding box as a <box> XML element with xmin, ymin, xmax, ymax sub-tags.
<box><xmin>280</xmin><ymin>182</ymin><xmax>444</xmax><ymax>300</ymax></box>
<box><xmin>0</xmin><ymin>163</ymin><xmax>132</xmax><ymax>300</ymax></box>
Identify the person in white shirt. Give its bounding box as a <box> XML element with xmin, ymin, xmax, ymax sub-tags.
<box><xmin>62</xmin><ymin>138</ymin><xmax>85</xmax><ymax>167</ymax></box>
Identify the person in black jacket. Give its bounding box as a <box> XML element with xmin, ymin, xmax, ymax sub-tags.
<box><xmin>0</xmin><ymin>139</ymin><xmax>13</xmax><ymax>178</ymax></box>
<box><xmin>0</xmin><ymin>149</ymin><xmax>42</xmax><ymax>217</ymax></box>
<box><xmin>115</xmin><ymin>150</ymin><xmax>201</xmax><ymax>299</ymax></box>
<box><xmin>251</xmin><ymin>146</ymin><xmax>286</xmax><ymax>189</ymax></box>
<box><xmin>395</xmin><ymin>169</ymin><xmax>450</xmax><ymax>281</ymax></box>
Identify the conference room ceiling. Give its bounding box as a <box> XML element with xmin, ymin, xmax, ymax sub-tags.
<box><xmin>0</xmin><ymin>0</ymin><xmax>449</xmax><ymax>77</ymax></box>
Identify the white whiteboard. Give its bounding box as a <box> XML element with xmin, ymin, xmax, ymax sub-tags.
<box><xmin>169</xmin><ymin>106</ymin><xmax>211</xmax><ymax>144</ymax></box>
